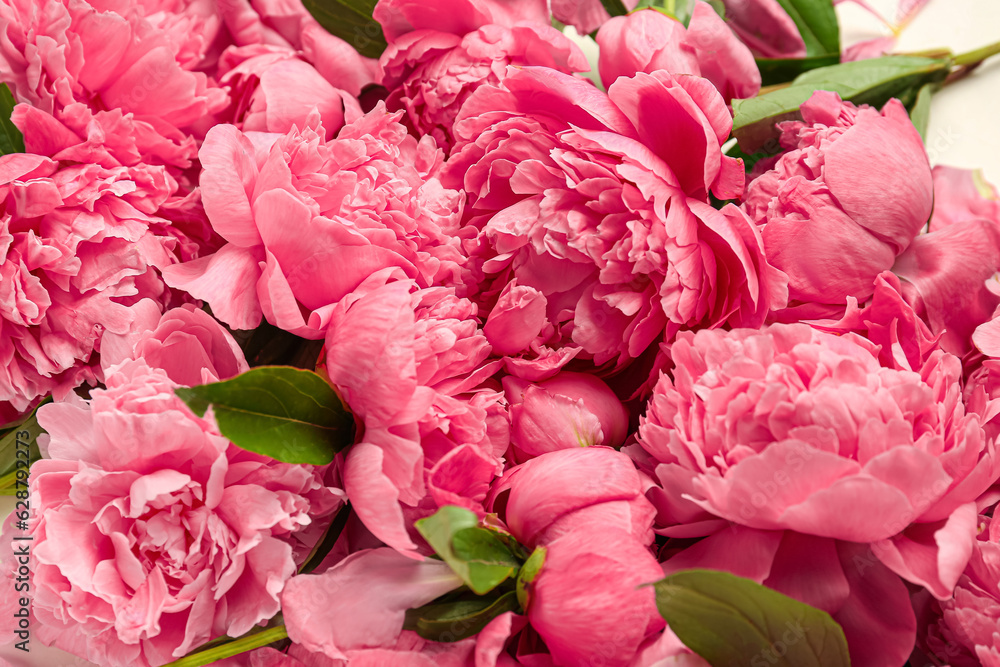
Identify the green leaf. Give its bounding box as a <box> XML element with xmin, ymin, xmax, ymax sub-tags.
<box><xmin>302</xmin><ymin>0</ymin><xmax>387</xmax><ymax>59</ymax></box>
<box><xmin>652</xmin><ymin>570</ymin><xmax>851</xmax><ymax>667</ymax></box>
<box><xmin>416</xmin><ymin>506</ymin><xmax>521</xmax><ymax>595</ymax></box>
<box><xmin>405</xmin><ymin>590</ymin><xmax>520</xmax><ymax>642</ymax></box>
<box><xmin>0</xmin><ymin>83</ymin><xmax>24</xmax><ymax>155</ymax></box>
<box><xmin>175</xmin><ymin>366</ymin><xmax>354</xmax><ymax>465</ymax></box>
<box><xmin>706</xmin><ymin>0</ymin><xmax>725</xmax><ymax>18</ymax></box>
<box><xmin>732</xmin><ymin>55</ymin><xmax>951</xmax><ymax>152</ymax></box>
<box><xmin>0</xmin><ymin>399</ymin><xmax>50</xmax><ymax>493</ymax></box>
<box><xmin>909</xmin><ymin>82</ymin><xmax>935</xmax><ymax>141</ymax></box>
<box><xmin>452</xmin><ymin>527</ymin><xmax>522</xmax><ymax>569</ymax></box>
<box><xmin>236</xmin><ymin>320</ymin><xmax>324</xmax><ymax>370</ymax></box>
<box><xmin>772</xmin><ymin>0</ymin><xmax>840</xmax><ymax>57</ymax></box>
<box><xmin>756</xmin><ymin>54</ymin><xmax>841</xmax><ymax>87</ymax></box>
<box><xmin>515</xmin><ymin>546</ymin><xmax>546</xmax><ymax>610</ymax></box>
<box><xmin>725</xmin><ymin>142</ymin><xmax>774</xmax><ymax>175</ymax></box>
<box><xmin>599</xmin><ymin>0</ymin><xmax>629</xmax><ymax>17</ymax></box>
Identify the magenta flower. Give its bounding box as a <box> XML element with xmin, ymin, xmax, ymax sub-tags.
<box><xmin>597</xmin><ymin>4</ymin><xmax>761</xmax><ymax>103</ymax></box>
<box><xmin>374</xmin><ymin>0</ymin><xmax>588</xmax><ymax>152</ymax></box>
<box><xmin>5</xmin><ymin>359</ymin><xmax>341</xmax><ymax>667</ymax></box>
<box><xmin>744</xmin><ymin>91</ymin><xmax>933</xmax><ymax>314</ymax></box>
<box><xmin>637</xmin><ymin>324</ymin><xmax>998</xmax><ymax>599</ymax></box>
<box><xmin>446</xmin><ymin>67</ymin><xmax>785</xmax><ymax>375</ymax></box>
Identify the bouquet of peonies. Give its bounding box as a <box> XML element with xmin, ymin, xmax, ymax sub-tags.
<box><xmin>0</xmin><ymin>0</ymin><xmax>999</xmax><ymax>665</ymax></box>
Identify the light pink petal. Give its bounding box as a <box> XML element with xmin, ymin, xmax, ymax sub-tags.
<box><xmin>282</xmin><ymin>548</ymin><xmax>462</xmax><ymax>659</ymax></box>
<box><xmin>893</xmin><ymin>219</ymin><xmax>1000</xmax><ymax>355</ymax></box>
<box><xmin>343</xmin><ymin>442</ymin><xmax>421</xmax><ymax>557</ymax></box>
<box><xmin>721</xmin><ymin>0</ymin><xmax>807</xmax><ymax>59</ymax></box>
<box><xmin>161</xmin><ymin>244</ymin><xmax>265</xmax><ymax>331</ymax></box>
<box><xmin>199</xmin><ymin>124</ymin><xmax>262</xmax><ymax>247</ymax></box>
<box><xmin>872</xmin><ymin>502</ymin><xmax>978</xmax><ymax>599</ymax></box>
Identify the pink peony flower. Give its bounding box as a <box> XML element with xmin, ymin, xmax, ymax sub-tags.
<box><xmin>797</xmin><ymin>271</ymin><xmax>940</xmax><ymax>373</ymax></box>
<box><xmin>743</xmin><ymin>91</ymin><xmax>933</xmax><ymax>312</ymax></box>
<box><xmin>445</xmin><ymin>67</ymin><xmax>785</xmax><ymax>376</ymax></box>
<box><xmin>890</xmin><ymin>168</ymin><xmax>1000</xmax><ymax>357</ymax></box>
<box><xmin>4</xmin><ymin>358</ymin><xmax>342</xmax><ymax>667</ymax></box>
<box><xmin>597</xmin><ymin>4</ymin><xmax>761</xmax><ymax>103</ymax></box>
<box><xmin>715</xmin><ymin>0</ymin><xmax>807</xmax><ymax>58</ymax></box>
<box><xmin>488</xmin><ymin>447</ymin><xmax>667</xmax><ymax>667</ymax></box>
<box><xmin>99</xmin><ymin>299</ymin><xmax>249</xmax><ymax>386</ymax></box>
<box><xmin>550</xmin><ymin>0</ymin><xmax>640</xmax><ymax>36</ymax></box>
<box><xmin>929</xmin><ymin>166</ymin><xmax>1000</xmax><ymax>230</ymax></box>
<box><xmin>278</xmin><ymin>548</ymin><xmax>529</xmax><ymax>666</ymax></box>
<box><xmin>322</xmin><ymin>276</ymin><xmax>507</xmax><ymax>557</ymax></box>
<box><xmin>636</xmin><ymin>323</ymin><xmax>998</xmax><ymax>599</ymax></box>
<box><xmin>211</xmin><ymin>0</ymin><xmax>378</xmax><ymax>95</ymax></box>
<box><xmin>917</xmin><ymin>515</ymin><xmax>1000</xmax><ymax>667</ymax></box>
<box><xmin>0</xmin><ymin>0</ymin><xmax>228</xmax><ymax>168</ymax></box>
<box><xmin>374</xmin><ymin>0</ymin><xmax>588</xmax><ymax>152</ymax></box>
<box><xmin>0</xmin><ymin>151</ymin><xmax>202</xmax><ymax>413</ymax></box>
<box><xmin>217</xmin><ymin>47</ymin><xmax>362</xmax><ymax>141</ymax></box>
<box><xmin>892</xmin><ymin>219</ymin><xmax>1000</xmax><ymax>357</ymax></box>
<box><xmin>527</xmin><ymin>515</ymin><xmax>666</xmax><ymax>667</ymax></box>
<box><xmin>162</xmin><ymin>103</ymin><xmax>469</xmax><ymax>337</ymax></box>
<box><xmin>489</xmin><ymin>446</ymin><xmax>656</xmax><ymax>548</ymax></box>
<box><xmin>12</xmin><ymin>101</ymin><xmax>197</xmax><ymax>172</ymax></box>
<box><xmin>965</xmin><ymin>308</ymin><xmax>1000</xmax><ymax>446</ymax></box>
<box><xmin>661</xmin><ymin>526</ymin><xmax>918</xmax><ymax>667</ymax></box>
<box><xmin>503</xmin><ymin>371</ymin><xmax>630</xmax><ymax>460</ymax></box>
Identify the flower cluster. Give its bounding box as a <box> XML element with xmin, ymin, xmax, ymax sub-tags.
<box><xmin>1</xmin><ymin>0</ymin><xmax>999</xmax><ymax>666</ymax></box>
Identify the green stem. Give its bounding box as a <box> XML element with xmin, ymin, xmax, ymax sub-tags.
<box><xmin>953</xmin><ymin>39</ymin><xmax>1000</xmax><ymax>67</ymax></box>
<box><xmin>160</xmin><ymin>626</ymin><xmax>288</xmax><ymax>667</ymax></box>
<box><xmin>298</xmin><ymin>502</ymin><xmax>351</xmax><ymax>575</ymax></box>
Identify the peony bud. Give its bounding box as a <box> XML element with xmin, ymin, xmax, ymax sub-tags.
<box><xmin>504</xmin><ymin>371</ymin><xmax>629</xmax><ymax>458</ymax></box>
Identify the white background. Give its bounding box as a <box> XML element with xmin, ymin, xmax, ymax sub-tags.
<box><xmin>1</xmin><ymin>1</ymin><xmax>999</xmax><ymax>665</ymax></box>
